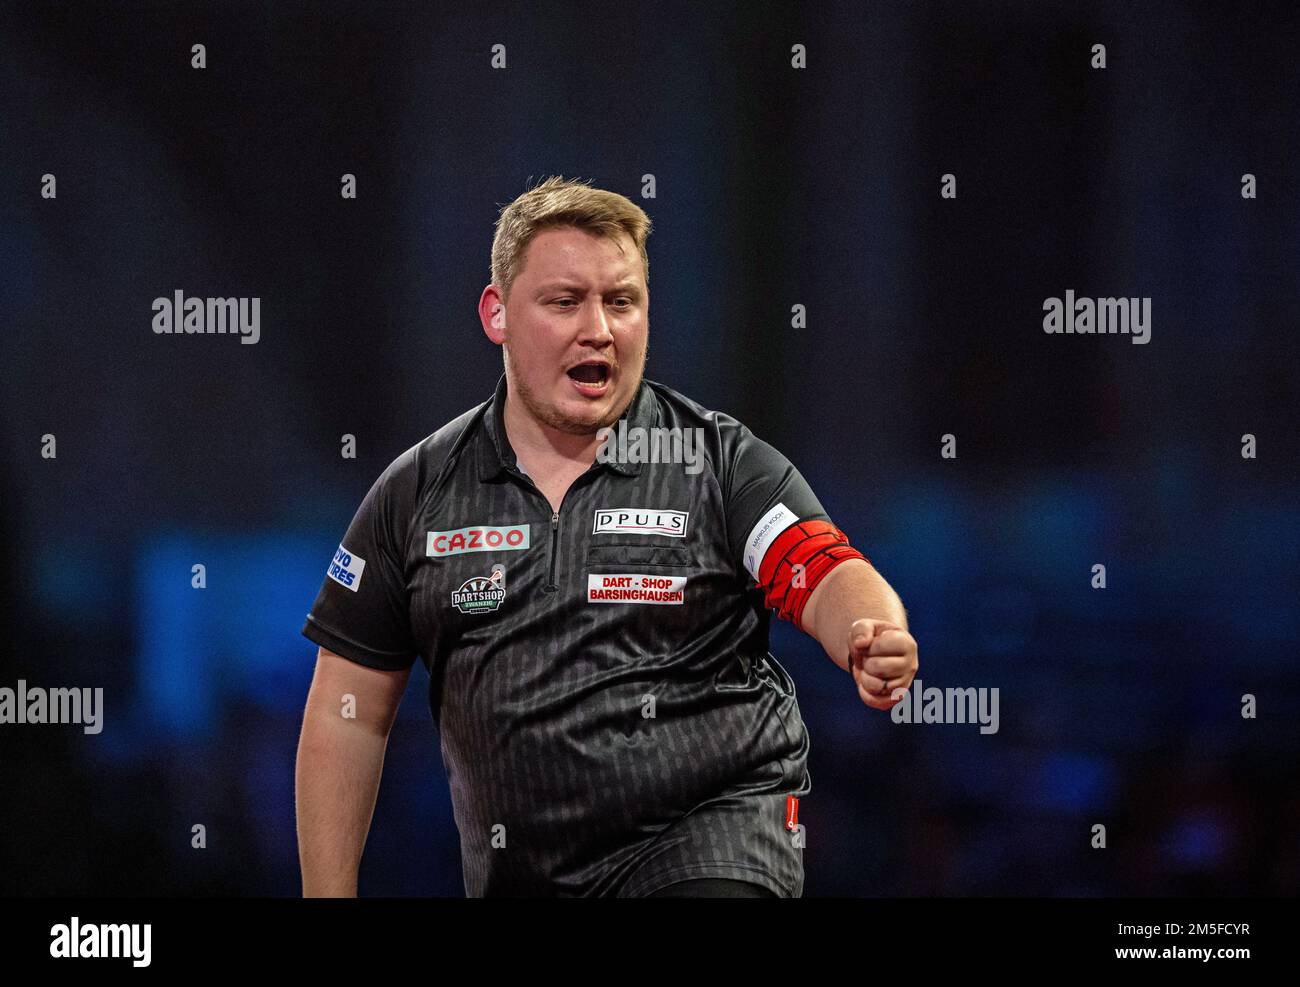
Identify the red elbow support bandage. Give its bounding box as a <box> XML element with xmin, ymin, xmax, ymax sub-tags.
<box><xmin>756</xmin><ymin>519</ymin><xmax>867</xmax><ymax>631</ymax></box>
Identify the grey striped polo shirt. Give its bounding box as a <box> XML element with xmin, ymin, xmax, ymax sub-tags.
<box><xmin>302</xmin><ymin>372</ymin><xmax>836</xmax><ymax>896</ymax></box>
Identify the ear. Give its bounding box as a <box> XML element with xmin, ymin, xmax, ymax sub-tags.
<box><xmin>479</xmin><ymin>284</ymin><xmax>508</xmax><ymax>345</ymax></box>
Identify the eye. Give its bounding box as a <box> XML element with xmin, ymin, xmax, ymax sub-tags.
<box><xmin>612</xmin><ymin>297</ymin><xmax>633</xmax><ymax>308</ymax></box>
<box><xmin>553</xmin><ymin>298</ymin><xmax>577</xmax><ymax>308</ymax></box>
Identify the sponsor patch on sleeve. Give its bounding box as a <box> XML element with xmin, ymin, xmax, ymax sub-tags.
<box><xmin>742</xmin><ymin>501</ymin><xmax>799</xmax><ymax>581</ymax></box>
<box><xmin>327</xmin><ymin>544</ymin><xmax>366</xmax><ymax>592</ymax></box>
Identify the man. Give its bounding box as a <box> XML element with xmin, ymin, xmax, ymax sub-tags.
<box><xmin>295</xmin><ymin>176</ymin><xmax>918</xmax><ymax>898</ymax></box>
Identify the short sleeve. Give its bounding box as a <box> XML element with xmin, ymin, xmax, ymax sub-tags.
<box><xmin>723</xmin><ymin>422</ymin><xmax>833</xmax><ymax>584</ymax></box>
<box><xmin>301</xmin><ymin>446</ymin><xmax>420</xmax><ymax>671</ymax></box>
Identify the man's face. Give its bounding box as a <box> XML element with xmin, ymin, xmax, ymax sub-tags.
<box><xmin>498</xmin><ymin>226</ymin><xmax>648</xmax><ymax>435</ymax></box>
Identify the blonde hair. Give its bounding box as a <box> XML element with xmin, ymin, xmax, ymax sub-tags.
<box><xmin>491</xmin><ymin>176</ymin><xmax>652</xmax><ymax>302</ymax></box>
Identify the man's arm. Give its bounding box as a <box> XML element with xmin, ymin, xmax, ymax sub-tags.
<box><xmin>799</xmin><ymin>558</ymin><xmax>918</xmax><ymax>710</ymax></box>
<box><xmin>295</xmin><ymin>646</ymin><xmax>411</xmax><ymax>896</ymax></box>
<box><xmin>715</xmin><ymin>418</ymin><xmax>917</xmax><ymax>710</ymax></box>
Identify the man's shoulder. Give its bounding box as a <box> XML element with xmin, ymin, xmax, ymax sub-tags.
<box><xmin>642</xmin><ymin>378</ymin><xmax>752</xmax><ymax>436</ymax></box>
<box><xmin>643</xmin><ymin>378</ymin><xmax>813</xmax><ymax>511</ymax></box>
<box><xmin>371</xmin><ymin>394</ymin><xmax>493</xmax><ymax>495</ymax></box>
<box><xmin>642</xmin><ymin>378</ymin><xmax>767</xmax><ymax>466</ymax></box>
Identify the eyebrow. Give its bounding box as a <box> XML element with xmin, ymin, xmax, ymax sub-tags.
<box><xmin>535</xmin><ymin>280</ymin><xmax>643</xmax><ymax>294</ymax></box>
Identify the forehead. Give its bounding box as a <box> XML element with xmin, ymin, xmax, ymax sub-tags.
<box><xmin>518</xmin><ymin>227</ymin><xmax>643</xmax><ymax>284</ymax></box>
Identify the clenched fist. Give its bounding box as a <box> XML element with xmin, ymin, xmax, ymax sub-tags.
<box><xmin>848</xmin><ymin>618</ymin><xmax>918</xmax><ymax>710</ymax></box>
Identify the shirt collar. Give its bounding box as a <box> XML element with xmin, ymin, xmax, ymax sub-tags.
<box><xmin>477</xmin><ymin>371</ymin><xmax>656</xmax><ymax>481</ymax></box>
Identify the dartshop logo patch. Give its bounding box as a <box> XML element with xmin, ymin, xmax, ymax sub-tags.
<box><xmin>592</xmin><ymin>509</ymin><xmax>688</xmax><ymax>537</ymax></box>
<box><xmin>427</xmin><ymin>524</ymin><xmax>530</xmax><ymax>558</ymax></box>
<box><xmin>327</xmin><ymin>545</ymin><xmax>366</xmax><ymax>592</ymax></box>
<box><xmin>452</xmin><ymin>570</ymin><xmax>507</xmax><ymax>614</ymax></box>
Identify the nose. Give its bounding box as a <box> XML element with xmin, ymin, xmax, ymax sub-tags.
<box><xmin>576</xmin><ymin>298</ymin><xmax>616</xmax><ymax>347</ymax></box>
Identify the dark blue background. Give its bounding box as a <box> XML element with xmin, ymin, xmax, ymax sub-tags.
<box><xmin>2</xmin><ymin>0</ymin><xmax>1297</xmax><ymax>896</ymax></box>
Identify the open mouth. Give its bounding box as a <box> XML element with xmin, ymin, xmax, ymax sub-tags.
<box><xmin>566</xmin><ymin>362</ymin><xmax>611</xmax><ymax>393</ymax></box>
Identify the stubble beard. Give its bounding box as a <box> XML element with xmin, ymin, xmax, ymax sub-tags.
<box><xmin>505</xmin><ymin>342</ymin><xmax>647</xmax><ymax>436</ymax></box>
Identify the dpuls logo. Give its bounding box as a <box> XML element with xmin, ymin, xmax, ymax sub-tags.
<box><xmin>592</xmin><ymin>509</ymin><xmax>688</xmax><ymax>537</ymax></box>
<box><xmin>427</xmin><ymin>524</ymin><xmax>530</xmax><ymax>558</ymax></box>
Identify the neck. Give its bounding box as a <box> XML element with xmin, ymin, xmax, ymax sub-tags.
<box><xmin>502</xmin><ymin>391</ymin><xmax>606</xmax><ymax>472</ymax></box>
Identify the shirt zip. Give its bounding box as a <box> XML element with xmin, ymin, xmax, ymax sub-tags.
<box><xmin>509</xmin><ymin>466</ymin><xmax>596</xmax><ymax>595</ymax></box>
<box><xmin>546</xmin><ymin>511</ymin><xmax>560</xmax><ymax>591</ymax></box>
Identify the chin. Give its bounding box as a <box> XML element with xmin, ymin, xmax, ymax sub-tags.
<box><xmin>554</xmin><ymin>402</ymin><xmax>620</xmax><ymax>435</ymax></box>
<box><xmin>542</xmin><ymin>402</ymin><xmax>599</xmax><ymax>433</ymax></box>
